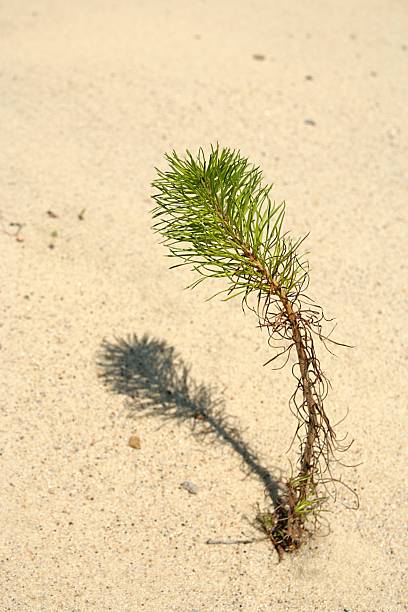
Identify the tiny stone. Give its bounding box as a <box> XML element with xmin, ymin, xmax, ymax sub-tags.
<box><xmin>304</xmin><ymin>118</ymin><xmax>316</xmax><ymax>126</ymax></box>
<box><xmin>180</xmin><ymin>480</ymin><xmax>199</xmax><ymax>494</ymax></box>
<box><xmin>128</xmin><ymin>434</ymin><xmax>141</xmax><ymax>449</ymax></box>
<box><xmin>253</xmin><ymin>53</ymin><xmax>265</xmax><ymax>61</ymax></box>
<box><xmin>305</xmin><ymin>74</ymin><xmax>313</xmax><ymax>80</ymax></box>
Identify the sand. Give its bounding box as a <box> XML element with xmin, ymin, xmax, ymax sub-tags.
<box><xmin>1</xmin><ymin>1</ymin><xmax>407</xmax><ymax>610</ymax></box>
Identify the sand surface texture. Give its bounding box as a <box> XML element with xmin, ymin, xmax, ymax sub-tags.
<box><xmin>1</xmin><ymin>1</ymin><xmax>407</xmax><ymax>610</ymax></box>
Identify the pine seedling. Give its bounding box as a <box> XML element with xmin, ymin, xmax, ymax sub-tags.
<box><xmin>151</xmin><ymin>145</ymin><xmax>354</xmax><ymax>558</ymax></box>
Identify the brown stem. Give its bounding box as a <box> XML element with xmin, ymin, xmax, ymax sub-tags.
<box><xmin>218</xmin><ymin>215</ymin><xmax>321</xmax><ymax>503</ymax></box>
<box><xmin>276</xmin><ymin>287</ymin><xmax>318</xmax><ymax>499</ymax></box>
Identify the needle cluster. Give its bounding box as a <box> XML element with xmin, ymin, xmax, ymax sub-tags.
<box><xmin>152</xmin><ymin>146</ymin><xmax>308</xmax><ymax>299</ymax></box>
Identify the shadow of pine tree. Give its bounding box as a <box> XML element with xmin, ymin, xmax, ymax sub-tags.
<box><xmin>98</xmin><ymin>333</ymin><xmax>281</xmax><ymax>504</ymax></box>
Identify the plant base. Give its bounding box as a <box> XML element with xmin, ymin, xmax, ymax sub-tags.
<box><xmin>256</xmin><ymin>480</ymin><xmax>312</xmax><ymax>561</ymax></box>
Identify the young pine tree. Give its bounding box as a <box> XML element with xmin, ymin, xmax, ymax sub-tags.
<box><xmin>151</xmin><ymin>145</ymin><xmax>354</xmax><ymax>558</ymax></box>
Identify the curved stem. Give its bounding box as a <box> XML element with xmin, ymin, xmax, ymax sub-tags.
<box><xmin>209</xmin><ymin>188</ymin><xmax>327</xmax><ymax>505</ymax></box>
<box><xmin>277</xmin><ymin>290</ymin><xmax>318</xmax><ymax>500</ymax></box>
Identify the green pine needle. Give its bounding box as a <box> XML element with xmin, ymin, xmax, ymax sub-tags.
<box><xmin>152</xmin><ymin>145</ymin><xmax>309</xmax><ymax>299</ymax></box>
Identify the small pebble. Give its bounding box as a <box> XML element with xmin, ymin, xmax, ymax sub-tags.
<box><xmin>253</xmin><ymin>54</ymin><xmax>265</xmax><ymax>61</ymax></box>
<box><xmin>180</xmin><ymin>480</ymin><xmax>198</xmax><ymax>494</ymax></box>
<box><xmin>304</xmin><ymin>118</ymin><xmax>316</xmax><ymax>126</ymax></box>
<box><xmin>128</xmin><ymin>434</ymin><xmax>141</xmax><ymax>449</ymax></box>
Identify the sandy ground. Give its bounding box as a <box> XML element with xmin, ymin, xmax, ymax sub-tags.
<box><xmin>1</xmin><ymin>1</ymin><xmax>408</xmax><ymax>610</ymax></box>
